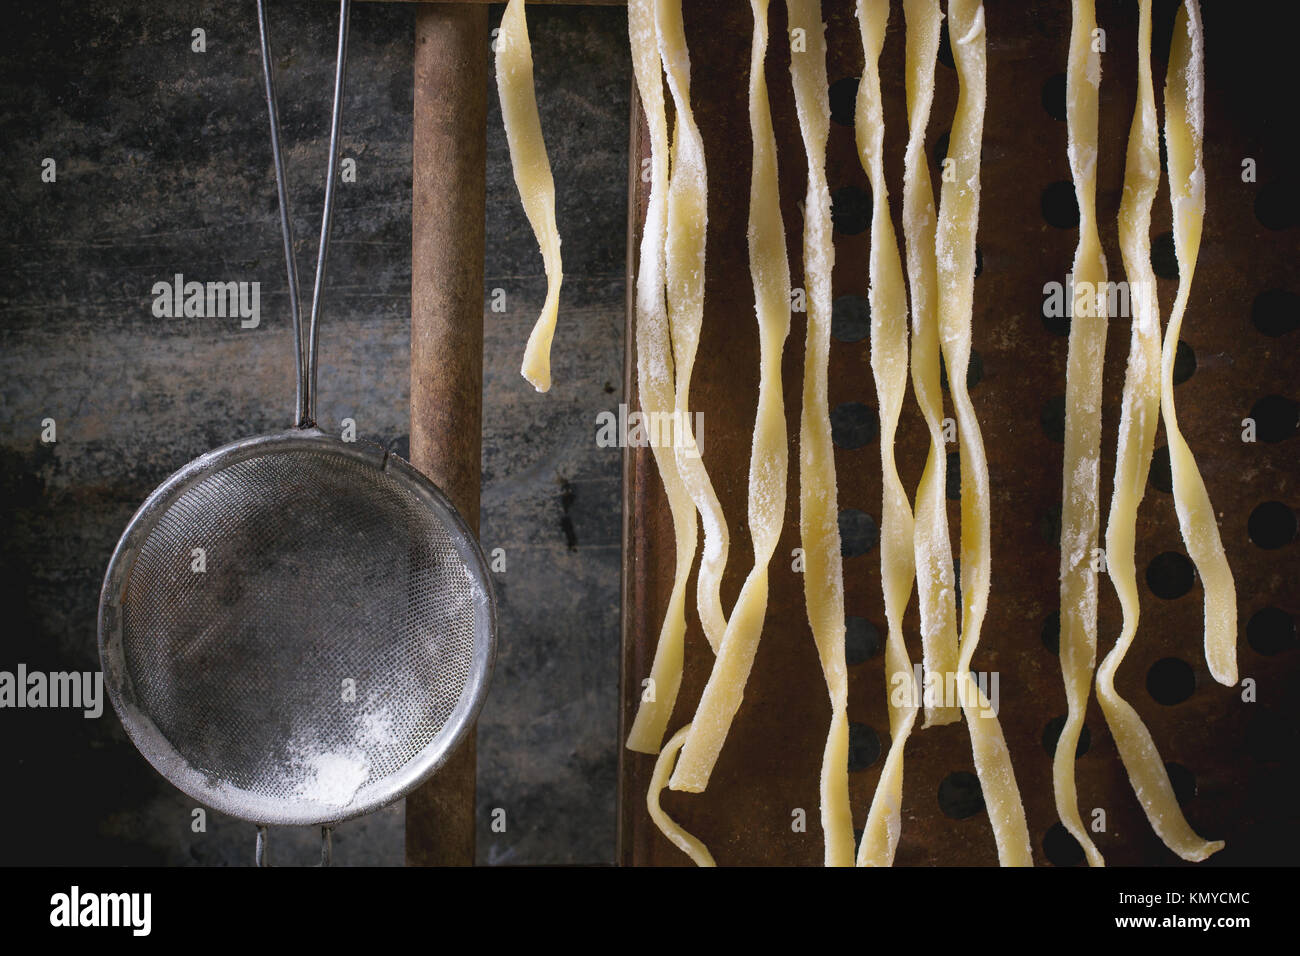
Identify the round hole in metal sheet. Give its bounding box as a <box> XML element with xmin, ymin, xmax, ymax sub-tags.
<box><xmin>1173</xmin><ymin>339</ymin><xmax>1196</xmax><ymax>385</ymax></box>
<box><xmin>847</xmin><ymin>722</ymin><xmax>882</xmax><ymax>772</ymax></box>
<box><xmin>1146</xmin><ymin>551</ymin><xmax>1195</xmax><ymax>600</ymax></box>
<box><xmin>946</xmin><ymin>450</ymin><xmax>961</xmax><ymax>501</ymax></box>
<box><xmin>838</xmin><ymin>509</ymin><xmax>879</xmax><ymax>558</ymax></box>
<box><xmin>1042</xmin><ymin>609</ymin><xmax>1061</xmax><ymax>655</ymax></box>
<box><xmin>1146</xmin><ymin>656</ymin><xmax>1196</xmax><ymax>706</ymax></box>
<box><xmin>938</xmin><ymin>19</ymin><xmax>954</xmax><ymax>69</ymax></box>
<box><xmin>1149</xmin><ymin>444</ymin><xmax>1173</xmax><ymax>493</ymax></box>
<box><xmin>831</xmin><ymin>401</ymin><xmax>878</xmax><ymax>450</ymax></box>
<box><xmin>1038</xmin><ymin>503</ymin><xmax>1063</xmax><ymax>546</ymax></box>
<box><xmin>832</xmin><ymin>294</ymin><xmax>870</xmax><ymax>343</ymax></box>
<box><xmin>1042</xmin><ymin>715</ymin><xmax>1091</xmax><ymax>758</ymax></box>
<box><xmin>845</xmin><ymin>616</ymin><xmax>881</xmax><ymax>665</ymax></box>
<box><xmin>1252</xmin><ymin>288</ymin><xmax>1300</xmax><ymax>337</ymax></box>
<box><xmin>1152</xmin><ymin>3</ymin><xmax>1176</xmax><ymax>63</ymax></box>
<box><xmin>1248</xmin><ymin>394</ymin><xmax>1299</xmax><ymax>443</ymax></box>
<box><xmin>831</xmin><ymin>184</ymin><xmax>872</xmax><ymax>236</ymax></box>
<box><xmin>1245</xmin><ymin>709</ymin><xmax>1290</xmax><ymax>762</ymax></box>
<box><xmin>1042</xmin><ymin>72</ymin><xmax>1067</xmax><ymax>120</ymax></box>
<box><xmin>829</xmin><ymin>75</ymin><xmax>859</xmax><ymax>127</ymax></box>
<box><xmin>931</xmin><ymin>131</ymin><xmax>984</xmax><ymax>173</ymax></box>
<box><xmin>1165</xmin><ymin>761</ymin><xmax>1197</xmax><ymax>806</ymax></box>
<box><xmin>1246</xmin><ymin>607</ymin><xmax>1297</xmax><ymax>657</ymax></box>
<box><xmin>1255</xmin><ymin>181</ymin><xmax>1300</xmax><ymax>231</ymax></box>
<box><xmin>1043</xmin><ymin>822</ymin><xmax>1086</xmax><ymax>867</ymax></box>
<box><xmin>952</xmin><ymin>556</ymin><xmax>961</xmax><ymax>617</ymax></box>
<box><xmin>938</xmin><ymin>771</ymin><xmax>984</xmax><ymax>820</ymax></box>
<box><xmin>1151</xmin><ymin>230</ymin><xmax>1179</xmax><ymax>280</ymax></box>
<box><xmin>1042</xmin><ymin>299</ymin><xmax>1071</xmax><ymax>337</ymax></box>
<box><xmin>1248</xmin><ymin>500</ymin><xmax>1297</xmax><ymax>549</ymax></box>
<box><xmin>1041</xmin><ymin>180</ymin><xmax>1079</xmax><ymax>229</ymax></box>
<box><xmin>1041</xmin><ymin>394</ymin><xmax>1067</xmax><ymax>443</ymax></box>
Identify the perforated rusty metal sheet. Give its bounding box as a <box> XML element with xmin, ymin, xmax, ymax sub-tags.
<box><xmin>618</xmin><ymin>0</ymin><xmax>1299</xmax><ymax>866</ymax></box>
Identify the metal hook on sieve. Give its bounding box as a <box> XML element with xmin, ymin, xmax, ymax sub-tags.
<box><xmin>256</xmin><ymin>0</ymin><xmax>351</xmax><ymax>429</ymax></box>
<box><xmin>253</xmin><ymin>825</ymin><xmax>334</xmax><ymax>867</ymax></box>
<box><xmin>255</xmin><ymin>826</ymin><xmax>270</xmax><ymax>867</ymax></box>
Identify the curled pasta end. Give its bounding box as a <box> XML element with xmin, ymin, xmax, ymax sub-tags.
<box><xmin>648</xmin><ymin>725</ymin><xmax>716</xmax><ymax>866</ymax></box>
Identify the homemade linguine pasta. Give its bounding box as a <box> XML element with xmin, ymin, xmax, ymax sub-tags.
<box><xmin>492</xmin><ymin>0</ymin><xmax>1236</xmax><ymax>868</ymax></box>
<box><xmin>496</xmin><ymin>0</ymin><xmax>563</xmax><ymax>392</ymax></box>
<box><xmin>1054</xmin><ymin>0</ymin><xmax>1107</xmax><ymax>870</ymax></box>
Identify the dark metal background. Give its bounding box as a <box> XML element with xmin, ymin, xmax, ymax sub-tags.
<box><xmin>620</xmin><ymin>0</ymin><xmax>1299</xmax><ymax>866</ymax></box>
<box><xmin>0</xmin><ymin>0</ymin><xmax>629</xmax><ymax>865</ymax></box>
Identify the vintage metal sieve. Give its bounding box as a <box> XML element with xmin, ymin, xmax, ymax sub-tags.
<box><xmin>98</xmin><ymin>0</ymin><xmax>495</xmax><ymax>862</ymax></box>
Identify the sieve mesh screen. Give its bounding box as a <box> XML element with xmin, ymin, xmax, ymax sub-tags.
<box><xmin>117</xmin><ymin>447</ymin><xmax>480</xmax><ymax>815</ymax></box>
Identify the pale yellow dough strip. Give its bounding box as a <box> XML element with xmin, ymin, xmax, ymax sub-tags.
<box><xmin>624</xmin><ymin>0</ymin><xmax>700</xmax><ymax>756</ymax></box>
<box><xmin>1098</xmin><ymin>0</ymin><xmax>1223</xmax><ymax>863</ymax></box>
<box><xmin>786</xmin><ymin>0</ymin><xmax>855</xmax><ymax>867</ymax></box>
<box><xmin>657</xmin><ymin>0</ymin><xmax>730</xmax><ymax>656</ymax></box>
<box><xmin>496</xmin><ymin>0</ymin><xmax>563</xmax><ymax>393</ymax></box>
<box><xmin>902</xmin><ymin>0</ymin><xmax>960</xmax><ymax>732</ymax></box>
<box><xmin>854</xmin><ymin>0</ymin><xmax>920</xmax><ymax>868</ymax></box>
<box><xmin>671</xmin><ymin>0</ymin><xmax>789</xmax><ymax>793</ymax></box>
<box><xmin>648</xmin><ymin>725</ymin><xmax>716</xmax><ymax>866</ymax></box>
<box><xmin>935</xmin><ymin>0</ymin><xmax>1032</xmax><ymax>867</ymax></box>
<box><xmin>1161</xmin><ymin>0</ymin><xmax>1237</xmax><ymax>688</ymax></box>
<box><xmin>1053</xmin><ymin>0</ymin><xmax>1106</xmax><ymax>869</ymax></box>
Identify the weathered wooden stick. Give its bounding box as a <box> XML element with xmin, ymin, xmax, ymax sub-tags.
<box><xmin>406</xmin><ymin>1</ymin><xmax>487</xmax><ymax>867</ymax></box>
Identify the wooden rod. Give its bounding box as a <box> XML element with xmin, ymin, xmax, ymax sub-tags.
<box><xmin>406</xmin><ymin>1</ymin><xmax>487</xmax><ymax>867</ymax></box>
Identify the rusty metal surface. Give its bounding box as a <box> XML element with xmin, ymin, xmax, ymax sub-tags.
<box><xmin>619</xmin><ymin>0</ymin><xmax>1299</xmax><ymax>866</ymax></box>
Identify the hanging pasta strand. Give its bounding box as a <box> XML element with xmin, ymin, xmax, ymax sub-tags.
<box><xmin>854</xmin><ymin>0</ymin><xmax>921</xmax><ymax>867</ymax></box>
<box><xmin>647</xmin><ymin>725</ymin><xmax>716</xmax><ymax>866</ymax></box>
<box><xmin>1097</xmin><ymin>0</ymin><xmax>1224</xmax><ymax>863</ymax></box>
<box><xmin>1160</xmin><ymin>0</ymin><xmax>1237</xmax><ymax>688</ymax></box>
<box><xmin>496</xmin><ymin>0</ymin><xmax>563</xmax><ymax>392</ymax></box>
<box><xmin>670</xmin><ymin>0</ymin><xmax>790</xmax><ymax>794</ymax></box>
<box><xmin>786</xmin><ymin>0</ymin><xmax>855</xmax><ymax>867</ymax></box>
<box><xmin>935</xmin><ymin>0</ymin><xmax>1032</xmax><ymax>867</ymax></box>
<box><xmin>624</xmin><ymin>0</ymin><xmax>701</xmax><ymax>756</ymax></box>
<box><xmin>1053</xmin><ymin>0</ymin><xmax>1107</xmax><ymax>869</ymax></box>
<box><xmin>657</xmin><ymin>0</ymin><xmax>731</xmax><ymax>657</ymax></box>
<box><xmin>901</xmin><ymin>0</ymin><xmax>960</xmax><ymax>733</ymax></box>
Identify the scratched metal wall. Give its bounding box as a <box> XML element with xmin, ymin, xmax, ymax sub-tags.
<box><xmin>619</xmin><ymin>0</ymin><xmax>1299</xmax><ymax>866</ymax></box>
<box><xmin>0</xmin><ymin>0</ymin><xmax>627</xmax><ymax>865</ymax></box>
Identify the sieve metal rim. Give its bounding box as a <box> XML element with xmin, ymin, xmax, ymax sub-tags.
<box><xmin>97</xmin><ymin>427</ymin><xmax>497</xmax><ymax>827</ymax></box>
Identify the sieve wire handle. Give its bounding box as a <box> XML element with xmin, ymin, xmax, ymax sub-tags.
<box><xmin>255</xmin><ymin>0</ymin><xmax>351</xmax><ymax>429</ymax></box>
<box><xmin>253</xmin><ymin>826</ymin><xmax>334</xmax><ymax>867</ymax></box>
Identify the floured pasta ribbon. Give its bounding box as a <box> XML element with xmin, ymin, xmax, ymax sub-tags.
<box><xmin>648</xmin><ymin>725</ymin><xmax>716</xmax><ymax>866</ymax></box>
<box><xmin>657</xmin><ymin>0</ymin><xmax>731</xmax><ymax>657</ymax></box>
<box><xmin>1097</xmin><ymin>0</ymin><xmax>1223</xmax><ymax>863</ymax></box>
<box><xmin>786</xmin><ymin>0</ymin><xmax>855</xmax><ymax>867</ymax></box>
<box><xmin>902</xmin><ymin>0</ymin><xmax>960</xmax><ymax>732</ymax></box>
<box><xmin>496</xmin><ymin>0</ymin><xmax>563</xmax><ymax>392</ymax></box>
<box><xmin>1053</xmin><ymin>0</ymin><xmax>1106</xmax><ymax>869</ymax></box>
<box><xmin>624</xmin><ymin>0</ymin><xmax>701</xmax><ymax>756</ymax></box>
<box><xmin>935</xmin><ymin>0</ymin><xmax>1032</xmax><ymax>867</ymax></box>
<box><xmin>671</xmin><ymin>0</ymin><xmax>789</xmax><ymax>794</ymax></box>
<box><xmin>1161</xmin><ymin>0</ymin><xmax>1237</xmax><ymax>688</ymax></box>
<box><xmin>853</xmin><ymin>0</ymin><xmax>920</xmax><ymax>868</ymax></box>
